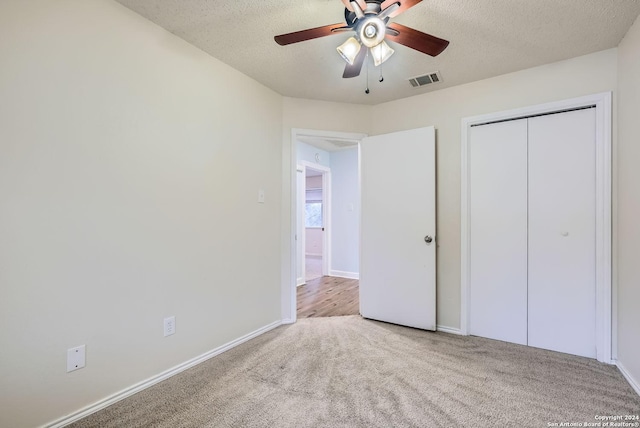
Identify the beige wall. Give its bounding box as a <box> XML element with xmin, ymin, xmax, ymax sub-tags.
<box><xmin>371</xmin><ymin>49</ymin><xmax>618</xmax><ymax>329</ymax></box>
<box><xmin>0</xmin><ymin>1</ymin><xmax>283</xmax><ymax>427</ymax></box>
<box><xmin>616</xmin><ymin>15</ymin><xmax>640</xmax><ymax>388</ymax></box>
<box><xmin>281</xmin><ymin>98</ymin><xmax>371</xmax><ymax>320</ymax></box>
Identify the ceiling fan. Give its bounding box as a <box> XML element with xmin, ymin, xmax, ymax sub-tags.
<box><xmin>274</xmin><ymin>0</ymin><xmax>449</xmax><ymax>79</ymax></box>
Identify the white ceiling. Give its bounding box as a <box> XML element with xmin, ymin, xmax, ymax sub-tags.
<box><xmin>115</xmin><ymin>0</ymin><xmax>640</xmax><ymax>105</ymax></box>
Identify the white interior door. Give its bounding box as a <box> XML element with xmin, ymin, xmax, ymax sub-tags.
<box><xmin>468</xmin><ymin>119</ymin><xmax>528</xmax><ymax>345</ymax></box>
<box><xmin>527</xmin><ymin>108</ymin><xmax>596</xmax><ymax>358</ymax></box>
<box><xmin>359</xmin><ymin>126</ymin><xmax>436</xmax><ymax>330</ymax></box>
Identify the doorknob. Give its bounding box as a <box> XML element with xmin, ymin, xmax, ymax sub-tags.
<box><xmin>424</xmin><ymin>235</ymin><xmax>433</xmax><ymax>244</ymax></box>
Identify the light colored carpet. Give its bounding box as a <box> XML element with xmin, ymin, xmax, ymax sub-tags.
<box><xmin>71</xmin><ymin>316</ymin><xmax>640</xmax><ymax>428</ymax></box>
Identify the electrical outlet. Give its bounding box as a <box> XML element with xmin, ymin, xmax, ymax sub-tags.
<box><xmin>164</xmin><ymin>316</ymin><xmax>175</xmax><ymax>337</ymax></box>
<box><xmin>67</xmin><ymin>345</ymin><xmax>86</xmax><ymax>372</ymax></box>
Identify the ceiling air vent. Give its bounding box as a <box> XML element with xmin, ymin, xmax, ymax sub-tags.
<box><xmin>408</xmin><ymin>71</ymin><xmax>442</xmax><ymax>88</ymax></box>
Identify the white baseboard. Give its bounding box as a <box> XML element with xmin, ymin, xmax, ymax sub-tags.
<box><xmin>329</xmin><ymin>270</ymin><xmax>359</xmax><ymax>280</ymax></box>
<box><xmin>615</xmin><ymin>360</ymin><xmax>640</xmax><ymax>397</ymax></box>
<box><xmin>281</xmin><ymin>318</ymin><xmax>296</xmax><ymax>325</ymax></box>
<box><xmin>296</xmin><ymin>277</ymin><xmax>305</xmax><ymax>287</ymax></box>
<box><xmin>45</xmin><ymin>320</ymin><xmax>282</xmax><ymax>428</ymax></box>
<box><xmin>436</xmin><ymin>325</ymin><xmax>464</xmax><ymax>335</ymax></box>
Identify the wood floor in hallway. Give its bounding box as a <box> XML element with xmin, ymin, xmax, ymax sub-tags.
<box><xmin>297</xmin><ymin>276</ymin><xmax>359</xmax><ymax>318</ymax></box>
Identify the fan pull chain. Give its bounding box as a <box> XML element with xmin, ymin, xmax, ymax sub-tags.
<box><xmin>365</xmin><ymin>51</ymin><xmax>370</xmax><ymax>94</ymax></box>
<box><xmin>379</xmin><ymin>65</ymin><xmax>384</xmax><ymax>82</ymax></box>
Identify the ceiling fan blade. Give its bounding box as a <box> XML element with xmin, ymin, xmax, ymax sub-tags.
<box><xmin>386</xmin><ymin>23</ymin><xmax>449</xmax><ymax>56</ymax></box>
<box><xmin>275</xmin><ymin>23</ymin><xmax>346</xmax><ymax>45</ymax></box>
<box><xmin>343</xmin><ymin>47</ymin><xmax>367</xmax><ymax>78</ymax></box>
<box><xmin>380</xmin><ymin>0</ymin><xmax>422</xmax><ymax>18</ymax></box>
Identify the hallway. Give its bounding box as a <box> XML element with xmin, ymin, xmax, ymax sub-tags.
<box><xmin>296</xmin><ymin>276</ymin><xmax>359</xmax><ymax>318</ymax></box>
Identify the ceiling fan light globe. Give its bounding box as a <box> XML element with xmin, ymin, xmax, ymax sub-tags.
<box><xmin>371</xmin><ymin>40</ymin><xmax>395</xmax><ymax>66</ymax></box>
<box><xmin>337</xmin><ymin>37</ymin><xmax>362</xmax><ymax>65</ymax></box>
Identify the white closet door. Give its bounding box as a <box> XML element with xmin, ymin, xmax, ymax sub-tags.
<box><xmin>469</xmin><ymin>119</ymin><xmax>528</xmax><ymax>345</ymax></box>
<box><xmin>527</xmin><ymin>108</ymin><xmax>596</xmax><ymax>358</ymax></box>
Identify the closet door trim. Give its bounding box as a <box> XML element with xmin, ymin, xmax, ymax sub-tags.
<box><xmin>460</xmin><ymin>92</ymin><xmax>612</xmax><ymax>363</ymax></box>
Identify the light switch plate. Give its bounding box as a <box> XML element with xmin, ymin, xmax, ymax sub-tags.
<box><xmin>258</xmin><ymin>189</ymin><xmax>265</xmax><ymax>204</ymax></box>
<box><xmin>67</xmin><ymin>345</ymin><xmax>86</xmax><ymax>372</ymax></box>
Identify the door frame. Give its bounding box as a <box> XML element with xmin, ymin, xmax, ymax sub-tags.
<box><xmin>460</xmin><ymin>92</ymin><xmax>612</xmax><ymax>363</ymax></box>
<box><xmin>299</xmin><ymin>161</ymin><xmax>332</xmax><ymax>284</ymax></box>
<box><xmin>285</xmin><ymin>128</ymin><xmax>367</xmax><ymax>324</ymax></box>
<box><xmin>296</xmin><ymin>165</ymin><xmax>304</xmax><ymax>286</ymax></box>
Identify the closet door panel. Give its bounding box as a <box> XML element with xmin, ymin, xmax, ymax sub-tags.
<box><xmin>527</xmin><ymin>109</ymin><xmax>596</xmax><ymax>358</ymax></box>
<box><xmin>469</xmin><ymin>119</ymin><xmax>528</xmax><ymax>345</ymax></box>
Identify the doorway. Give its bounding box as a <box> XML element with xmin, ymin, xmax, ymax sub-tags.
<box><xmin>290</xmin><ymin>129</ymin><xmax>365</xmax><ymax>320</ymax></box>
<box><xmin>288</xmin><ymin>127</ymin><xmax>438</xmax><ymax>327</ymax></box>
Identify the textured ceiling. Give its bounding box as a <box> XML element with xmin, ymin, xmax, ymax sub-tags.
<box><xmin>115</xmin><ymin>0</ymin><xmax>640</xmax><ymax>105</ymax></box>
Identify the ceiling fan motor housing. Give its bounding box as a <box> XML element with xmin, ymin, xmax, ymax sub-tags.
<box><xmin>345</xmin><ymin>0</ymin><xmax>382</xmax><ymax>27</ymax></box>
<box><xmin>349</xmin><ymin>1</ymin><xmax>387</xmax><ymax>48</ymax></box>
